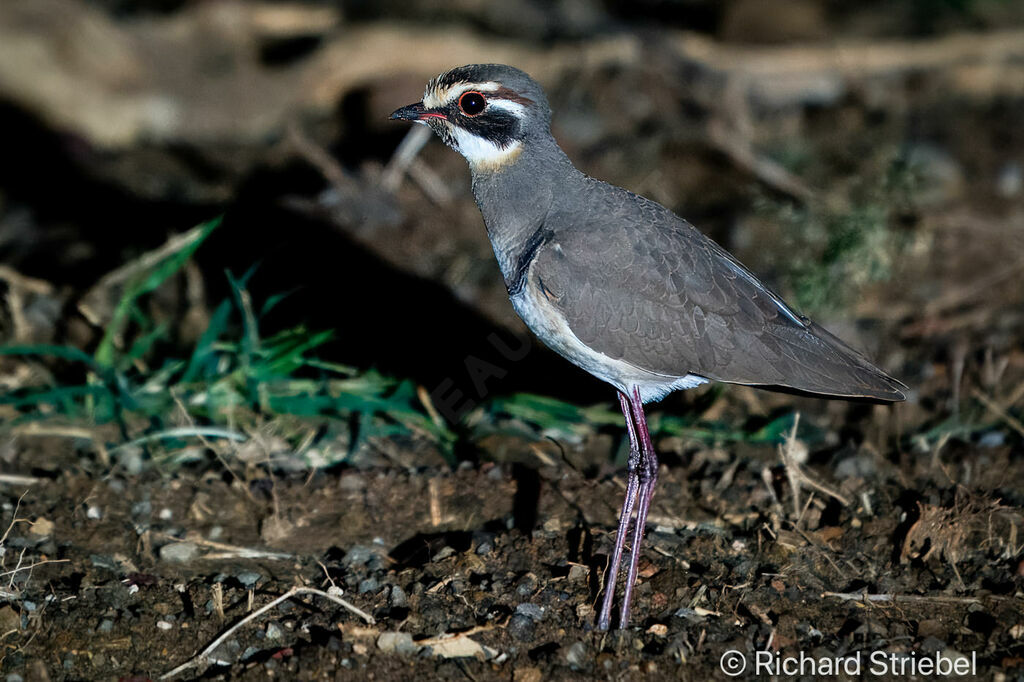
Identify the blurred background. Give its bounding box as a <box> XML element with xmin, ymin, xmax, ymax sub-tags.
<box><xmin>1</xmin><ymin>0</ymin><xmax>1024</xmax><ymax>678</ymax></box>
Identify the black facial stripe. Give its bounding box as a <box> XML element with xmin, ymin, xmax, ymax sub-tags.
<box><xmin>447</xmin><ymin>106</ymin><xmax>521</xmax><ymax>148</ymax></box>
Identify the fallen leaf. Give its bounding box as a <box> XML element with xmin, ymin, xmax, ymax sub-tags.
<box><xmin>420</xmin><ymin>630</ymin><xmax>499</xmax><ymax>660</ymax></box>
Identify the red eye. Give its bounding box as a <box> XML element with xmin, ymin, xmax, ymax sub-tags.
<box><xmin>458</xmin><ymin>91</ymin><xmax>486</xmax><ymax>116</ymax></box>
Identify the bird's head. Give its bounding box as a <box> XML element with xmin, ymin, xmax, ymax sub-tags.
<box><xmin>390</xmin><ymin>64</ymin><xmax>550</xmax><ymax>172</ymax></box>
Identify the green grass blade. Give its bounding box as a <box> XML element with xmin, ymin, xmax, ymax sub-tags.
<box><xmin>95</xmin><ymin>216</ymin><xmax>223</xmax><ymax>368</ymax></box>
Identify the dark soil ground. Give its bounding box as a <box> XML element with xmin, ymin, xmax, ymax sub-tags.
<box><xmin>4</xmin><ymin>399</ymin><xmax>1024</xmax><ymax>680</ymax></box>
<box><xmin>2</xmin><ymin>2</ymin><xmax>1024</xmax><ymax>681</ymax></box>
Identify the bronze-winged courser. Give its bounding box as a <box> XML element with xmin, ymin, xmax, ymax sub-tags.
<box><xmin>390</xmin><ymin>64</ymin><xmax>906</xmax><ymax>630</ymax></box>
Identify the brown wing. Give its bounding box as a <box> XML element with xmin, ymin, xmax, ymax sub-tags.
<box><xmin>531</xmin><ymin>181</ymin><xmax>906</xmax><ymax>401</ymax></box>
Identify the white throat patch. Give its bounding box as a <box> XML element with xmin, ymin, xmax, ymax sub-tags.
<box><xmin>450</xmin><ymin>128</ymin><xmax>522</xmax><ymax>171</ymax></box>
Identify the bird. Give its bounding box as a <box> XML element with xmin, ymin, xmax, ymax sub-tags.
<box><xmin>390</xmin><ymin>64</ymin><xmax>906</xmax><ymax>630</ymax></box>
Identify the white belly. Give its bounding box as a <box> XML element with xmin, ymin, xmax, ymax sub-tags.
<box><xmin>511</xmin><ymin>282</ymin><xmax>707</xmax><ymax>404</ymax></box>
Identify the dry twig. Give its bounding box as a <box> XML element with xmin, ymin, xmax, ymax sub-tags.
<box><xmin>160</xmin><ymin>586</ymin><xmax>374</xmax><ymax>680</ymax></box>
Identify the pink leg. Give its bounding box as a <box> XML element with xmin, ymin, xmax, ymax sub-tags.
<box><xmin>619</xmin><ymin>387</ymin><xmax>659</xmax><ymax>628</ymax></box>
<box><xmin>595</xmin><ymin>392</ymin><xmax>640</xmax><ymax>631</ymax></box>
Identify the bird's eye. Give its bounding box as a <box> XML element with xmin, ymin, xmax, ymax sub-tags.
<box><xmin>458</xmin><ymin>91</ymin><xmax>486</xmax><ymax>116</ymax></box>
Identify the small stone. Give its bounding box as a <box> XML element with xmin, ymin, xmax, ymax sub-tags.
<box><xmin>431</xmin><ymin>546</ymin><xmax>455</xmax><ymax>562</ymax></box>
<box><xmin>507</xmin><ymin>614</ymin><xmax>535</xmax><ymax>642</ymax></box>
<box><xmin>131</xmin><ymin>501</ymin><xmax>152</xmax><ymax>517</ymax></box>
<box><xmin>835</xmin><ymin>454</ymin><xmax>875</xmax><ymax>479</ymax></box>
<box><xmin>358</xmin><ymin>577</ymin><xmax>379</xmax><ymax>594</ymax></box>
<box><xmin>86</xmin><ymin>506</ymin><xmax>102</xmax><ymax>520</ymax></box>
<box><xmin>158</xmin><ymin>508</ymin><xmax>174</xmax><ymax>520</ymax></box>
<box><xmin>476</xmin><ymin>540</ymin><xmax>493</xmax><ymax>555</ymax></box>
<box><xmin>515</xmin><ymin>573</ymin><xmax>537</xmax><ymax>596</ymax></box>
<box><xmin>566</xmin><ymin>641</ymin><xmax>590</xmax><ymax>669</ymax></box>
<box><xmin>22</xmin><ymin>602</ymin><xmax>36</xmax><ymax>612</ymax></box>
<box><xmin>342</xmin><ymin>545</ymin><xmax>374</xmax><ymax>568</ymax></box>
<box><xmin>0</xmin><ymin>607</ymin><xmax>20</xmax><ymax>632</ymax></box>
<box><xmin>1010</xmin><ymin>623</ymin><xmax>1024</xmax><ymax>639</ymax></box>
<box><xmin>920</xmin><ymin>636</ymin><xmax>947</xmax><ymax>653</ymax></box>
<box><xmin>236</xmin><ymin>571</ymin><xmax>262</xmax><ymax>588</ymax></box>
<box><xmin>516</xmin><ymin>603</ymin><xmax>544</xmax><ymax>621</ymax></box>
<box><xmin>352</xmin><ymin>642</ymin><xmax>368</xmax><ymax>656</ymax></box>
<box><xmin>120</xmin><ymin>446</ymin><xmax>144</xmax><ymax>475</ymax></box>
<box><xmin>979</xmin><ymin>431</ymin><xmax>1006</xmax><ymax>448</ymax></box>
<box><xmin>568</xmin><ymin>565</ymin><xmax>589</xmax><ymax>581</ymax></box>
<box><xmin>376</xmin><ymin>631</ymin><xmax>418</xmax><ymax>655</ymax></box>
<box><xmin>159</xmin><ymin>542</ymin><xmax>199</xmax><ymax>563</ymax></box>
<box><xmin>266</xmin><ymin>622</ymin><xmax>284</xmax><ymax>640</ymax></box>
<box><xmin>389</xmin><ymin>585</ymin><xmax>408</xmax><ymax>608</ymax></box>
<box><xmin>6</xmin><ymin>673</ymin><xmax>25</xmax><ymax>682</ymax></box>
<box><xmin>97</xmin><ymin>619</ymin><xmax>115</xmax><ymax>634</ymax></box>
<box><xmin>156</xmin><ymin>620</ymin><xmax>173</xmax><ymax>630</ymax></box>
<box><xmin>646</xmin><ymin>623</ymin><xmax>668</xmax><ymax>636</ymax></box>
<box><xmin>917</xmin><ymin>619</ymin><xmax>945</xmax><ymax>639</ymax></box>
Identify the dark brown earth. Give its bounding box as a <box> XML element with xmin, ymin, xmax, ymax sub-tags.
<box><xmin>4</xmin><ymin>393</ymin><xmax>1024</xmax><ymax>680</ymax></box>
<box><xmin>2</xmin><ymin>1</ymin><xmax>1024</xmax><ymax>680</ymax></box>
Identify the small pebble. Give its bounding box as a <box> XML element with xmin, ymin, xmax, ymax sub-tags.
<box><xmin>390</xmin><ymin>585</ymin><xmax>408</xmax><ymax>607</ymax></box>
<box><xmin>979</xmin><ymin>431</ymin><xmax>1006</xmax><ymax>448</ymax></box>
<box><xmin>266</xmin><ymin>622</ymin><xmax>283</xmax><ymax>640</ymax></box>
<box><xmin>158</xmin><ymin>508</ymin><xmax>174</xmax><ymax>520</ymax></box>
<box><xmin>159</xmin><ymin>542</ymin><xmax>199</xmax><ymax>563</ymax></box>
<box><xmin>98</xmin><ymin>619</ymin><xmax>115</xmax><ymax>634</ymax></box>
<box><xmin>515</xmin><ymin>573</ymin><xmax>537</xmax><ymax>596</ymax></box>
<box><xmin>156</xmin><ymin>620</ymin><xmax>172</xmax><ymax>630</ymax></box>
<box><xmin>507</xmin><ymin>614</ymin><xmax>535</xmax><ymax>642</ymax></box>
<box><xmin>516</xmin><ymin>603</ymin><xmax>545</xmax><ymax>621</ymax></box>
<box><xmin>376</xmin><ymin>631</ymin><xmax>418</xmax><ymax>655</ymax></box>
<box><xmin>358</xmin><ymin>577</ymin><xmax>379</xmax><ymax>594</ymax></box>
<box><xmin>237</xmin><ymin>571</ymin><xmax>262</xmax><ymax>588</ymax></box>
<box><xmin>342</xmin><ymin>546</ymin><xmax>374</xmax><ymax>568</ymax></box>
<box><xmin>568</xmin><ymin>565</ymin><xmax>588</xmax><ymax>581</ymax></box>
<box><xmin>432</xmin><ymin>546</ymin><xmax>456</xmax><ymax>562</ymax></box>
<box><xmin>86</xmin><ymin>506</ymin><xmax>102</xmax><ymax>520</ymax></box>
<box><xmin>6</xmin><ymin>674</ymin><xmax>24</xmax><ymax>682</ymax></box>
<box><xmin>566</xmin><ymin>641</ymin><xmax>590</xmax><ymax>669</ymax></box>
